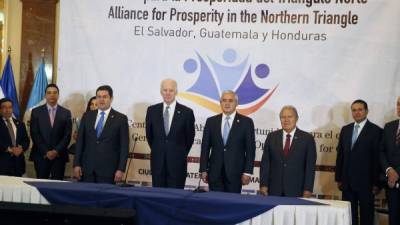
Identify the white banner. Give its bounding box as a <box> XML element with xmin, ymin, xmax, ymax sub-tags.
<box><xmin>58</xmin><ymin>0</ymin><xmax>400</xmax><ymax>202</ymax></box>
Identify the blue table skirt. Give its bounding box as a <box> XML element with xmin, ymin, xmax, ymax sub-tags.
<box><xmin>26</xmin><ymin>182</ymin><xmax>323</xmax><ymax>225</ymax></box>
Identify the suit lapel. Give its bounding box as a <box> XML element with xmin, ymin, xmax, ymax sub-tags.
<box><xmin>157</xmin><ymin>104</ymin><xmax>167</xmax><ymax>137</ymax></box>
<box><xmin>276</xmin><ymin>130</ymin><xmax>284</xmax><ymax>159</ymax></box>
<box><xmin>41</xmin><ymin>105</ymin><xmax>52</xmax><ymax>130</ymax></box>
<box><xmin>392</xmin><ymin>120</ymin><xmax>399</xmax><ymax>147</ymax></box>
<box><xmin>216</xmin><ymin>114</ymin><xmax>224</xmax><ymax>146</ymax></box>
<box><xmin>0</xmin><ymin>119</ymin><xmax>12</xmax><ymax>144</ymax></box>
<box><xmin>13</xmin><ymin>118</ymin><xmax>21</xmax><ymax>142</ymax></box>
<box><xmin>87</xmin><ymin>111</ymin><xmax>98</xmax><ymax>136</ymax></box>
<box><xmin>168</xmin><ymin>103</ymin><xmax>180</xmax><ymax>137</ymax></box>
<box><xmin>287</xmin><ymin>129</ymin><xmax>299</xmax><ymax>157</ymax></box>
<box><xmin>52</xmin><ymin>107</ymin><xmax>61</xmax><ymax>130</ymax></box>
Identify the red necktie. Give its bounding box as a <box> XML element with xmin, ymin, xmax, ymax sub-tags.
<box><xmin>283</xmin><ymin>134</ymin><xmax>291</xmax><ymax>157</ymax></box>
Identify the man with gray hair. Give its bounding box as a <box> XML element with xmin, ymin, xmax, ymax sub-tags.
<box><xmin>200</xmin><ymin>90</ymin><xmax>256</xmax><ymax>193</ymax></box>
<box><xmin>146</xmin><ymin>79</ymin><xmax>195</xmax><ymax>189</ymax></box>
<box><xmin>260</xmin><ymin>105</ymin><xmax>316</xmax><ymax>197</ymax></box>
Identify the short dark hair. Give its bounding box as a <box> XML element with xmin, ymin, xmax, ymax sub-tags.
<box><xmin>45</xmin><ymin>83</ymin><xmax>59</xmax><ymax>93</ymax></box>
<box><xmin>0</xmin><ymin>98</ymin><xmax>13</xmax><ymax>107</ymax></box>
<box><xmin>351</xmin><ymin>99</ymin><xmax>368</xmax><ymax>110</ymax></box>
<box><xmin>96</xmin><ymin>85</ymin><xmax>113</xmax><ymax>98</ymax></box>
<box><xmin>85</xmin><ymin>96</ymin><xmax>96</xmax><ymax>112</ymax></box>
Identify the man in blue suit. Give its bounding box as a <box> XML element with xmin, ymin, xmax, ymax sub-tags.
<box><xmin>335</xmin><ymin>99</ymin><xmax>382</xmax><ymax>225</ymax></box>
<box><xmin>146</xmin><ymin>79</ymin><xmax>195</xmax><ymax>189</ymax></box>
<box><xmin>73</xmin><ymin>85</ymin><xmax>129</xmax><ymax>184</ymax></box>
<box><xmin>200</xmin><ymin>90</ymin><xmax>255</xmax><ymax>193</ymax></box>
<box><xmin>260</xmin><ymin>105</ymin><xmax>316</xmax><ymax>197</ymax></box>
<box><xmin>30</xmin><ymin>84</ymin><xmax>72</xmax><ymax>180</ymax></box>
<box><xmin>0</xmin><ymin>98</ymin><xmax>30</xmax><ymax>176</ymax></box>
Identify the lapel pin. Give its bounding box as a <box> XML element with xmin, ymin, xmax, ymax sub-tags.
<box><xmin>111</xmin><ymin>115</ymin><xmax>114</xmax><ymax>119</ymax></box>
<box><xmin>177</xmin><ymin>111</ymin><xmax>181</xmax><ymax>114</ymax></box>
<box><xmin>237</xmin><ymin>119</ymin><xmax>240</xmax><ymax>123</ymax></box>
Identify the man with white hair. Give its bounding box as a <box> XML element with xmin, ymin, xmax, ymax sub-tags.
<box><xmin>146</xmin><ymin>79</ymin><xmax>195</xmax><ymax>189</ymax></box>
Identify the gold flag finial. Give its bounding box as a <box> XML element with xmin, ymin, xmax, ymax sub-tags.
<box><xmin>7</xmin><ymin>46</ymin><xmax>11</xmax><ymax>54</ymax></box>
<box><xmin>41</xmin><ymin>48</ymin><xmax>45</xmax><ymax>58</ymax></box>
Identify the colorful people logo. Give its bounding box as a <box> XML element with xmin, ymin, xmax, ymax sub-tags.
<box><xmin>179</xmin><ymin>49</ymin><xmax>278</xmax><ymax>115</ymax></box>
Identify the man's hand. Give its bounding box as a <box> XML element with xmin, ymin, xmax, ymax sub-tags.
<box><xmin>387</xmin><ymin>168</ymin><xmax>399</xmax><ymax>188</ymax></box>
<box><xmin>46</xmin><ymin>150</ymin><xmax>58</xmax><ymax>160</ymax></box>
<box><xmin>241</xmin><ymin>174</ymin><xmax>251</xmax><ymax>185</ymax></box>
<box><xmin>114</xmin><ymin>170</ymin><xmax>124</xmax><ymax>183</ymax></box>
<box><xmin>303</xmin><ymin>190</ymin><xmax>312</xmax><ymax>198</ymax></box>
<box><xmin>336</xmin><ymin>182</ymin><xmax>343</xmax><ymax>191</ymax></box>
<box><xmin>259</xmin><ymin>186</ymin><xmax>268</xmax><ymax>196</ymax></box>
<box><xmin>201</xmin><ymin>172</ymin><xmax>208</xmax><ymax>183</ymax></box>
<box><xmin>11</xmin><ymin>146</ymin><xmax>23</xmax><ymax>157</ymax></box>
<box><xmin>372</xmin><ymin>186</ymin><xmax>381</xmax><ymax>195</ymax></box>
<box><xmin>73</xmin><ymin>166</ymin><xmax>82</xmax><ymax>181</ymax></box>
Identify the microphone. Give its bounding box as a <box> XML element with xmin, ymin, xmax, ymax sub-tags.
<box><xmin>193</xmin><ymin>173</ymin><xmax>207</xmax><ymax>193</ymax></box>
<box><xmin>118</xmin><ymin>136</ymin><xmax>138</xmax><ymax>187</ymax></box>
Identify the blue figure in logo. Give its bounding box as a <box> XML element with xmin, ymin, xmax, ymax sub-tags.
<box><xmin>184</xmin><ymin>49</ymin><xmax>270</xmax><ymax>105</ymax></box>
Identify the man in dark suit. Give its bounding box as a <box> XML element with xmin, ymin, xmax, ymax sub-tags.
<box><xmin>260</xmin><ymin>105</ymin><xmax>316</xmax><ymax>197</ymax></box>
<box><xmin>146</xmin><ymin>79</ymin><xmax>195</xmax><ymax>188</ymax></box>
<box><xmin>0</xmin><ymin>98</ymin><xmax>30</xmax><ymax>176</ymax></box>
<box><xmin>380</xmin><ymin>96</ymin><xmax>400</xmax><ymax>225</ymax></box>
<box><xmin>200</xmin><ymin>90</ymin><xmax>255</xmax><ymax>193</ymax></box>
<box><xmin>73</xmin><ymin>85</ymin><xmax>129</xmax><ymax>184</ymax></box>
<box><xmin>30</xmin><ymin>84</ymin><xmax>72</xmax><ymax>180</ymax></box>
<box><xmin>335</xmin><ymin>99</ymin><xmax>382</xmax><ymax>225</ymax></box>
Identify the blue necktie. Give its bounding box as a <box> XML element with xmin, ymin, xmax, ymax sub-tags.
<box><xmin>164</xmin><ymin>106</ymin><xmax>170</xmax><ymax>135</ymax></box>
<box><xmin>351</xmin><ymin>124</ymin><xmax>360</xmax><ymax>148</ymax></box>
<box><xmin>96</xmin><ymin>111</ymin><xmax>105</xmax><ymax>138</ymax></box>
<box><xmin>223</xmin><ymin>116</ymin><xmax>231</xmax><ymax>145</ymax></box>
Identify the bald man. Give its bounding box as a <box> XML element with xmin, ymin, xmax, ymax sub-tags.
<box><xmin>146</xmin><ymin>79</ymin><xmax>195</xmax><ymax>189</ymax></box>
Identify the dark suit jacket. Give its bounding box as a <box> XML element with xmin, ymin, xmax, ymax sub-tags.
<box><xmin>0</xmin><ymin>118</ymin><xmax>30</xmax><ymax>176</ymax></box>
<box><xmin>380</xmin><ymin>119</ymin><xmax>400</xmax><ymax>178</ymax></box>
<box><xmin>200</xmin><ymin>113</ymin><xmax>255</xmax><ymax>184</ymax></box>
<box><xmin>146</xmin><ymin>102</ymin><xmax>195</xmax><ymax>178</ymax></box>
<box><xmin>335</xmin><ymin>120</ymin><xmax>382</xmax><ymax>191</ymax></box>
<box><xmin>260</xmin><ymin>128</ymin><xmax>316</xmax><ymax>197</ymax></box>
<box><xmin>73</xmin><ymin>108</ymin><xmax>129</xmax><ymax>178</ymax></box>
<box><xmin>30</xmin><ymin>104</ymin><xmax>72</xmax><ymax>162</ymax></box>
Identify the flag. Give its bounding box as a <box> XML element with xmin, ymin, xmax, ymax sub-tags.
<box><xmin>0</xmin><ymin>86</ymin><xmax>4</xmax><ymax>99</ymax></box>
<box><xmin>26</xmin><ymin>58</ymin><xmax>48</xmax><ymax>110</ymax></box>
<box><xmin>0</xmin><ymin>55</ymin><xmax>19</xmax><ymax>118</ymax></box>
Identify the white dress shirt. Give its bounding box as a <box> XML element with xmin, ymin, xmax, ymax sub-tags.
<box><xmin>94</xmin><ymin>107</ymin><xmax>112</xmax><ymax>129</ymax></box>
<box><xmin>353</xmin><ymin>119</ymin><xmax>367</xmax><ymax>138</ymax></box>
<box><xmin>282</xmin><ymin>128</ymin><xmax>296</xmax><ymax>148</ymax></box>
<box><xmin>221</xmin><ymin>111</ymin><xmax>236</xmax><ymax>136</ymax></box>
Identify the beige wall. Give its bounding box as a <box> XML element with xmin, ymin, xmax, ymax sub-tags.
<box><xmin>1</xmin><ymin>0</ymin><xmax>60</xmax><ymax>92</ymax></box>
<box><xmin>2</xmin><ymin>0</ymin><xmax>22</xmax><ymax>93</ymax></box>
<box><xmin>53</xmin><ymin>1</ymin><xmax>59</xmax><ymax>83</ymax></box>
